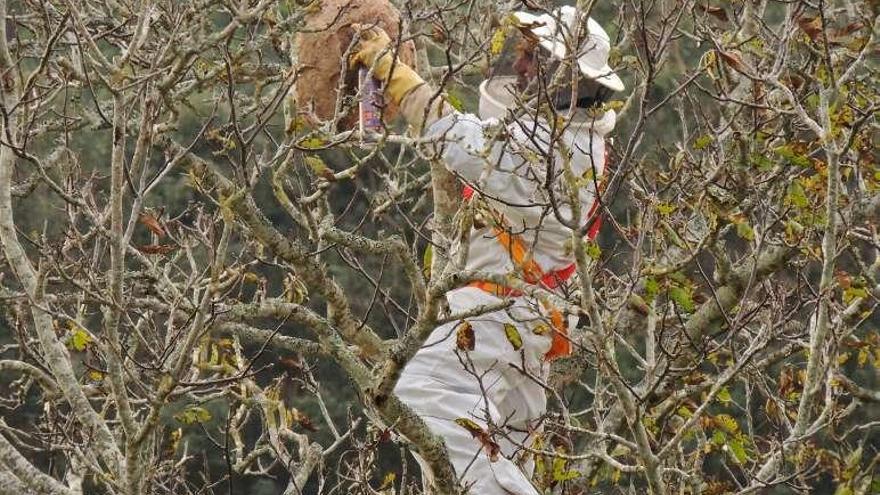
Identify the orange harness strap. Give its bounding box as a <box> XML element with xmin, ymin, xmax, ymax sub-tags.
<box><xmin>468</xmin><ymin>225</ymin><xmax>572</xmax><ymax>360</ymax></box>
<box><xmin>461</xmin><ymin>150</ymin><xmax>609</xmax><ymax>361</ymax></box>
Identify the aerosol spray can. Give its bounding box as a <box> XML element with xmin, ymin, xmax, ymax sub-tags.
<box><xmin>358</xmin><ymin>67</ymin><xmax>383</xmax><ymax>135</ymax></box>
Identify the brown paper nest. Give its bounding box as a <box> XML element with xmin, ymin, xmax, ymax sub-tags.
<box><xmin>293</xmin><ymin>0</ymin><xmax>415</xmax><ymax>130</ymax></box>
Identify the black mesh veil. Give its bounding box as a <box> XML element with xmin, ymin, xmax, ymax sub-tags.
<box><xmin>485</xmin><ymin>27</ymin><xmax>612</xmax><ymax>111</ymax></box>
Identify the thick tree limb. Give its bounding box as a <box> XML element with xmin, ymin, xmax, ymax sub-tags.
<box><xmin>0</xmin><ymin>431</ymin><xmax>75</xmax><ymax>495</ymax></box>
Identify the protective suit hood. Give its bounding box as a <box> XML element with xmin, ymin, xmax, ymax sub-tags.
<box><xmin>478</xmin><ymin>76</ymin><xmax>617</xmax><ymax>137</ymax></box>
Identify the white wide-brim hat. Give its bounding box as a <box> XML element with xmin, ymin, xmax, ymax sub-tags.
<box><xmin>512</xmin><ymin>6</ymin><xmax>625</xmax><ymax>92</ymax></box>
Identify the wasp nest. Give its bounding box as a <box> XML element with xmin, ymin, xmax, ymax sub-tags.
<box><xmin>293</xmin><ymin>0</ymin><xmax>416</xmax><ymax>130</ymax></box>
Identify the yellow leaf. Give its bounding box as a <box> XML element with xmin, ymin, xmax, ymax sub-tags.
<box><xmin>283</xmin><ymin>274</ymin><xmax>308</xmax><ymax>304</ymax></box>
<box><xmin>858</xmin><ymin>348</ymin><xmax>869</xmax><ymax>367</ymax></box>
<box><xmin>656</xmin><ymin>202</ymin><xmax>676</xmax><ymax>215</ymax></box>
<box><xmin>602</xmin><ymin>100</ymin><xmax>625</xmax><ymax>112</ymax></box>
<box><xmin>503</xmin><ymin>323</ymin><xmax>523</xmax><ymax>350</ymax></box>
<box><xmin>454</xmin><ymin>417</ymin><xmax>482</xmax><ymax>433</ymax></box>
<box><xmin>611</xmin><ymin>468</ymin><xmax>621</xmax><ymax>483</ymax></box>
<box><xmin>174</xmin><ymin>406</ymin><xmax>212</xmax><ymax>425</ymax></box>
<box><xmin>167</xmin><ymin>428</ymin><xmax>182</xmax><ymax>455</ymax></box>
<box><xmin>532</xmin><ymin>323</ymin><xmax>551</xmax><ymax>336</ymax></box>
<box><xmin>304</xmin><ymin>155</ymin><xmax>335</xmax><ymax>180</ymax></box>
<box><xmin>67</xmin><ymin>323</ymin><xmax>92</xmax><ymax>351</ymax></box>
<box><xmin>208</xmin><ymin>343</ymin><xmax>220</xmax><ymax>365</ymax></box>
<box><xmin>490</xmin><ymin>28</ymin><xmax>507</xmax><ymax>55</ymax></box>
<box><xmin>298</xmin><ymin>136</ymin><xmax>327</xmax><ymax>149</ymax></box>
<box><xmin>422</xmin><ymin>245</ymin><xmax>432</xmax><ymax>280</ymax></box>
<box><xmin>714</xmin><ymin>413</ymin><xmax>739</xmax><ymax>433</ymax></box>
<box><xmin>379</xmin><ymin>472</ymin><xmax>396</xmax><ymax>490</ymax></box>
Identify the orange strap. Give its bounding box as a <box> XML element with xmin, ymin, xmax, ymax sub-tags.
<box><xmin>469</xmin><ymin>225</ymin><xmax>572</xmax><ymax>360</ymax></box>
<box><xmin>462</xmin><ymin>149</ymin><xmax>610</xmax><ymax>360</ymax></box>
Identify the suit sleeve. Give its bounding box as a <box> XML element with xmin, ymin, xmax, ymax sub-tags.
<box><xmin>424</xmin><ymin>112</ymin><xmax>549</xmax><ymax>208</ymax></box>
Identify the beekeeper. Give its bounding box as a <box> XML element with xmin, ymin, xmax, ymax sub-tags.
<box><xmin>352</xmin><ymin>5</ymin><xmax>624</xmax><ymax>494</ymax></box>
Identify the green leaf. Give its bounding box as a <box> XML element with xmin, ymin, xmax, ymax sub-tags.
<box><xmin>642</xmin><ymin>415</ymin><xmax>658</xmax><ymax>434</ymax></box>
<box><xmin>751</xmin><ymin>153</ymin><xmax>774</xmax><ymax>171</ymax></box>
<box><xmin>669</xmin><ymin>286</ymin><xmax>695</xmax><ymax>313</ymax></box>
<box><xmin>728</xmin><ymin>436</ymin><xmax>748</xmax><ymax>464</ymax></box>
<box><xmin>712</xmin><ymin>430</ymin><xmax>727</xmax><ymax>446</ymax></box>
<box><xmin>774</xmin><ymin>145</ymin><xmax>811</xmax><ymax>168</ymax></box>
<box><xmin>843</xmin><ymin>446</ymin><xmax>862</xmax><ymax>478</ymax></box>
<box><xmin>585</xmin><ymin>241</ymin><xmax>602</xmax><ymax>260</ymax></box>
<box><xmin>786</xmin><ymin>182</ymin><xmax>809</xmax><ymax>208</ymax></box>
<box><xmin>446</xmin><ymin>91</ymin><xmax>465</xmax><ymax>112</ymax></box>
<box><xmin>551</xmin><ymin>457</ymin><xmax>580</xmax><ymax>482</ymax></box>
<box><xmin>834</xmin><ymin>485</ymin><xmax>854</xmax><ymax>495</ymax></box>
<box><xmin>645</xmin><ymin>277</ymin><xmax>659</xmax><ymax>302</ymax></box>
<box><xmin>175</xmin><ymin>406</ymin><xmax>212</xmax><ymax>425</ymax></box>
<box><xmin>735</xmin><ymin>220</ymin><xmax>755</xmax><ymax>241</ymax></box>
<box><xmin>843</xmin><ymin>287</ymin><xmax>868</xmax><ymax>304</ymax></box>
<box><xmin>693</xmin><ymin>134</ymin><xmax>713</xmax><ymax>150</ymax></box>
<box><xmin>304</xmin><ymin>156</ymin><xmax>330</xmax><ymax>175</ymax></box>
<box><xmin>717</xmin><ymin>387</ymin><xmax>732</xmax><ymax>404</ymax></box>
<box><xmin>503</xmin><ymin>323</ymin><xmax>523</xmax><ymax>351</ymax></box>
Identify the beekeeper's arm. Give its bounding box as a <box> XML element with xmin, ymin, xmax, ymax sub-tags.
<box><xmin>350</xmin><ymin>25</ymin><xmax>452</xmax><ymax>133</ymax></box>
<box><xmin>351</xmin><ymin>26</ymin><xmax>531</xmax><ymax>198</ymax></box>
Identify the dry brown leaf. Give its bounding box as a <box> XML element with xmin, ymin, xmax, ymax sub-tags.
<box><xmin>698</xmin><ymin>4</ymin><xmax>728</xmax><ymax>22</ymax></box>
<box><xmin>454</xmin><ymin>418</ymin><xmax>500</xmax><ymax>462</ymax></box>
<box><xmin>138</xmin><ymin>212</ymin><xmax>166</xmax><ymax>237</ymax></box>
<box><xmin>455</xmin><ymin>320</ymin><xmax>475</xmax><ymax>351</ymax></box>
<box><xmin>292</xmin><ymin>409</ymin><xmax>318</xmax><ymax>432</ymax></box>
<box><xmin>716</xmin><ymin>50</ymin><xmax>747</xmax><ymax>73</ymax></box>
<box><xmin>797</xmin><ymin>16</ymin><xmax>823</xmax><ymax>42</ymax></box>
<box><xmin>833</xmin><ymin>22</ymin><xmax>864</xmax><ymax>38</ymax></box>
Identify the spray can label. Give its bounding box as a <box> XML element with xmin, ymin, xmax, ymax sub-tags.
<box><xmin>359</xmin><ymin>67</ymin><xmax>382</xmax><ymax>133</ymax></box>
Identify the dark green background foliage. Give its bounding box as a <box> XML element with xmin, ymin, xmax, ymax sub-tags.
<box><xmin>0</xmin><ymin>0</ymin><xmax>878</xmax><ymax>494</ymax></box>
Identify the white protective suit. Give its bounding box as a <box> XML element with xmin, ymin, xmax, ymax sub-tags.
<box><xmin>393</xmin><ymin>75</ymin><xmax>617</xmax><ymax>494</ymax></box>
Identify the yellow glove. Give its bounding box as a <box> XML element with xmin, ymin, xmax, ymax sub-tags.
<box><xmin>350</xmin><ymin>24</ymin><xmax>425</xmax><ymax>106</ymax></box>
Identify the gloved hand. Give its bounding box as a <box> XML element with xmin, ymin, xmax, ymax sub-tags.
<box><xmin>349</xmin><ymin>24</ymin><xmax>425</xmax><ymax>107</ymax></box>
